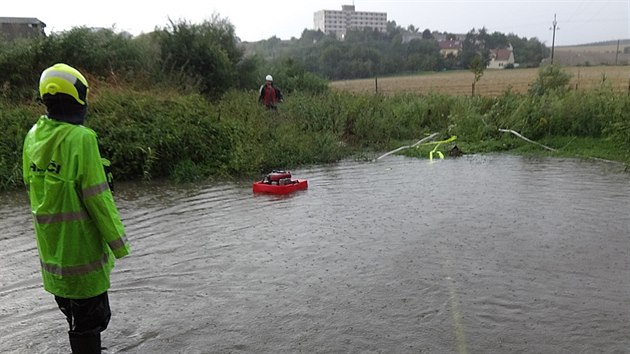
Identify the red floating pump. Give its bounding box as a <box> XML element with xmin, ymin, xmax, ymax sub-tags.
<box><xmin>253</xmin><ymin>170</ymin><xmax>308</xmax><ymax>194</ymax></box>
<box><xmin>265</xmin><ymin>170</ymin><xmax>292</xmax><ymax>183</ymax></box>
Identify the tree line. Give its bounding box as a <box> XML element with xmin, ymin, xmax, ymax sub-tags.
<box><xmin>244</xmin><ymin>23</ymin><xmax>550</xmax><ymax>80</ymax></box>
<box><xmin>0</xmin><ymin>15</ymin><xmax>328</xmax><ymax>103</ymax></box>
<box><xmin>1</xmin><ymin>15</ymin><xmax>549</xmax><ymax>102</ymax></box>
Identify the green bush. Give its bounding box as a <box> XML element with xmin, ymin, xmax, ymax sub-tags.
<box><xmin>155</xmin><ymin>17</ymin><xmax>255</xmax><ymax>98</ymax></box>
<box><xmin>0</xmin><ymin>37</ymin><xmax>47</xmax><ymax>101</ymax></box>
<box><xmin>484</xmin><ymin>90</ymin><xmax>525</xmax><ymax>134</ymax></box>
<box><xmin>216</xmin><ymin>90</ymin><xmax>347</xmax><ymax>174</ymax></box>
<box><xmin>448</xmin><ymin>98</ymin><xmax>495</xmax><ymax>141</ymax></box>
<box><xmin>0</xmin><ymin>28</ymin><xmax>159</xmax><ymax>102</ymax></box>
<box><xmin>0</xmin><ymin>102</ymin><xmax>40</xmax><ymax>189</ymax></box>
<box><xmin>263</xmin><ymin>58</ymin><xmax>329</xmax><ymax>95</ymax></box>
<box><xmin>88</xmin><ymin>89</ymin><xmax>233</xmax><ymax>181</ymax></box>
<box><xmin>2</xmin><ymin>86</ymin><xmax>630</xmax><ymax>191</ymax></box>
<box><xmin>528</xmin><ymin>64</ymin><xmax>572</xmax><ymax>96</ymax></box>
<box><xmin>0</xmin><ymin>16</ymin><xmax>258</xmax><ymax>102</ymax></box>
<box><xmin>386</xmin><ymin>94</ymin><xmax>435</xmax><ymax>140</ymax></box>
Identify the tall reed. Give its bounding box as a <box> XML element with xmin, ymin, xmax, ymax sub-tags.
<box><xmin>2</xmin><ymin>88</ymin><xmax>628</xmax><ymax>191</ymax></box>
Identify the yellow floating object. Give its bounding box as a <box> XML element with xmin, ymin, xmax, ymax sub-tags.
<box><xmin>423</xmin><ymin>136</ymin><xmax>456</xmax><ymax>161</ymax></box>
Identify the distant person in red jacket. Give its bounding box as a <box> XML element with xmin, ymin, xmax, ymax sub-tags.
<box><xmin>258</xmin><ymin>74</ymin><xmax>283</xmax><ymax>110</ymax></box>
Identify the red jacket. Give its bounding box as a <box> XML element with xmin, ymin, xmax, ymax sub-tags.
<box><xmin>258</xmin><ymin>83</ymin><xmax>283</xmax><ymax>108</ymax></box>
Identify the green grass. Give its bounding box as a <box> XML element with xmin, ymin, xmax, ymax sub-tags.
<box><xmin>3</xmin><ymin>88</ymin><xmax>629</xmax><ymax>191</ymax></box>
<box><xmin>403</xmin><ymin>135</ymin><xmax>628</xmax><ymax>167</ymax></box>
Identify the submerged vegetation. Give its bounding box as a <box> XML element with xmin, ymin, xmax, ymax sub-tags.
<box><xmin>0</xmin><ymin>17</ymin><xmax>628</xmax><ymax>191</ymax></box>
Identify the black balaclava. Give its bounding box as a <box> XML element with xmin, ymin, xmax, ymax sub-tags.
<box><xmin>43</xmin><ymin>94</ymin><xmax>87</xmax><ymax>125</ymax></box>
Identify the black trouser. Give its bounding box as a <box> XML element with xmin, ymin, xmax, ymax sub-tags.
<box><xmin>55</xmin><ymin>292</ymin><xmax>111</xmax><ymax>354</ymax></box>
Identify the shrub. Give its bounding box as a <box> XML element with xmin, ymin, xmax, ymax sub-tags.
<box><xmin>528</xmin><ymin>64</ymin><xmax>572</xmax><ymax>96</ymax></box>
<box><xmin>88</xmin><ymin>89</ymin><xmax>233</xmax><ymax>181</ymax></box>
<box><xmin>154</xmin><ymin>16</ymin><xmax>255</xmax><ymax>98</ymax></box>
<box><xmin>262</xmin><ymin>58</ymin><xmax>329</xmax><ymax>94</ymax></box>
<box><xmin>0</xmin><ymin>102</ymin><xmax>40</xmax><ymax>189</ymax></box>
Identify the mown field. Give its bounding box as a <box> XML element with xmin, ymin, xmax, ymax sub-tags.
<box><xmin>330</xmin><ymin>65</ymin><xmax>630</xmax><ymax>96</ymax></box>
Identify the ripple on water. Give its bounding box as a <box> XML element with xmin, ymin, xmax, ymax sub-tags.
<box><xmin>0</xmin><ymin>155</ymin><xmax>629</xmax><ymax>353</ymax></box>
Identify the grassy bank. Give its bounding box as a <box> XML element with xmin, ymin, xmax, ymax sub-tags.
<box><xmin>2</xmin><ymin>86</ymin><xmax>629</xmax><ymax>191</ymax></box>
<box><xmin>408</xmin><ymin>135</ymin><xmax>628</xmax><ymax>165</ymax></box>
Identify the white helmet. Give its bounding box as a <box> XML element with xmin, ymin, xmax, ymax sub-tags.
<box><xmin>265</xmin><ymin>75</ymin><xmax>273</xmax><ymax>81</ymax></box>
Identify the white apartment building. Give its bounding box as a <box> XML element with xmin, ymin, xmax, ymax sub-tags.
<box><xmin>313</xmin><ymin>5</ymin><xmax>387</xmax><ymax>39</ymax></box>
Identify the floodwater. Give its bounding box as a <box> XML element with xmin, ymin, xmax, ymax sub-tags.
<box><xmin>1</xmin><ymin>155</ymin><xmax>629</xmax><ymax>354</ymax></box>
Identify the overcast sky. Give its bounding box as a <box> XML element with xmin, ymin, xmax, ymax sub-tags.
<box><xmin>5</xmin><ymin>0</ymin><xmax>629</xmax><ymax>46</ymax></box>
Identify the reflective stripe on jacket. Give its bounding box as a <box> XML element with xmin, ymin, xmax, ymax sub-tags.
<box><xmin>23</xmin><ymin>116</ymin><xmax>130</xmax><ymax>299</ymax></box>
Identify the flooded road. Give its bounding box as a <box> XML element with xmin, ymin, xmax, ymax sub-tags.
<box><xmin>1</xmin><ymin>155</ymin><xmax>629</xmax><ymax>353</ymax></box>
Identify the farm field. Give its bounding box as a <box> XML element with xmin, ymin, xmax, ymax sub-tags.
<box><xmin>557</xmin><ymin>39</ymin><xmax>630</xmax><ymax>54</ymax></box>
<box><xmin>330</xmin><ymin>65</ymin><xmax>630</xmax><ymax>96</ymax></box>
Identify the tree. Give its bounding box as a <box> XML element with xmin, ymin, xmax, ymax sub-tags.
<box><xmin>349</xmin><ymin>45</ymin><xmax>382</xmax><ymax>70</ymax></box>
<box><xmin>319</xmin><ymin>44</ymin><xmax>345</xmax><ymax>78</ymax></box>
<box><xmin>249</xmin><ymin>21</ymin><xmax>548</xmax><ymax>81</ymax></box>
<box><xmin>507</xmin><ymin>34</ymin><xmax>547</xmax><ymax>67</ymax></box>
<box><xmin>460</xmin><ymin>28</ymin><xmax>491</xmax><ymax>70</ymax></box>
<box><xmin>386</xmin><ymin>21</ymin><xmax>400</xmax><ymax>35</ymax></box>
<box><xmin>155</xmin><ymin>15</ymin><xmax>253</xmax><ymax>98</ymax></box>
<box><xmin>300</xmin><ymin>29</ymin><xmax>325</xmax><ymax>44</ymax></box>
<box><xmin>469</xmin><ymin>54</ymin><xmax>485</xmax><ymax>96</ymax></box>
<box><xmin>405</xmin><ymin>39</ymin><xmax>440</xmax><ymax>71</ymax></box>
<box><xmin>485</xmin><ymin>31</ymin><xmax>508</xmax><ymax>50</ymax></box>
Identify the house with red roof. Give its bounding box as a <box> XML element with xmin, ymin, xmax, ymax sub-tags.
<box><xmin>438</xmin><ymin>40</ymin><xmax>462</xmax><ymax>57</ymax></box>
<box><xmin>488</xmin><ymin>45</ymin><xmax>516</xmax><ymax>69</ymax></box>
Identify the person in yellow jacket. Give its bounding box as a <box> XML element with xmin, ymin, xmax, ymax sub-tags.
<box><xmin>22</xmin><ymin>63</ymin><xmax>131</xmax><ymax>354</ymax></box>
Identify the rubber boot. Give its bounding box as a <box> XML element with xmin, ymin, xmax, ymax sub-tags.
<box><xmin>69</xmin><ymin>333</ymin><xmax>101</xmax><ymax>354</ymax></box>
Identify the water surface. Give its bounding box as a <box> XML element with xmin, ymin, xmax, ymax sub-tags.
<box><xmin>1</xmin><ymin>155</ymin><xmax>629</xmax><ymax>353</ymax></box>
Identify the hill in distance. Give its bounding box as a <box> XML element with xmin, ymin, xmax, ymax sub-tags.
<box><xmin>554</xmin><ymin>39</ymin><xmax>630</xmax><ymax>66</ymax></box>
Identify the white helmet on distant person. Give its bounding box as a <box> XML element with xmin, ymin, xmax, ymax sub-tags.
<box><xmin>265</xmin><ymin>75</ymin><xmax>273</xmax><ymax>82</ymax></box>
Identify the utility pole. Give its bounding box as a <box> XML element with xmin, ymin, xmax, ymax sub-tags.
<box><xmin>615</xmin><ymin>39</ymin><xmax>620</xmax><ymax>65</ymax></box>
<box><xmin>550</xmin><ymin>14</ymin><xmax>559</xmax><ymax>65</ymax></box>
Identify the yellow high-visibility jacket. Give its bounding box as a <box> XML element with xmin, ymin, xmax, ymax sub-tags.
<box><xmin>23</xmin><ymin>116</ymin><xmax>130</xmax><ymax>299</ymax></box>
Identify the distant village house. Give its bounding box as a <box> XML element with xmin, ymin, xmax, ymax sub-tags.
<box><xmin>487</xmin><ymin>45</ymin><xmax>516</xmax><ymax>69</ymax></box>
<box><xmin>0</xmin><ymin>17</ymin><xmax>46</xmax><ymax>41</ymax></box>
<box><xmin>438</xmin><ymin>40</ymin><xmax>462</xmax><ymax>57</ymax></box>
